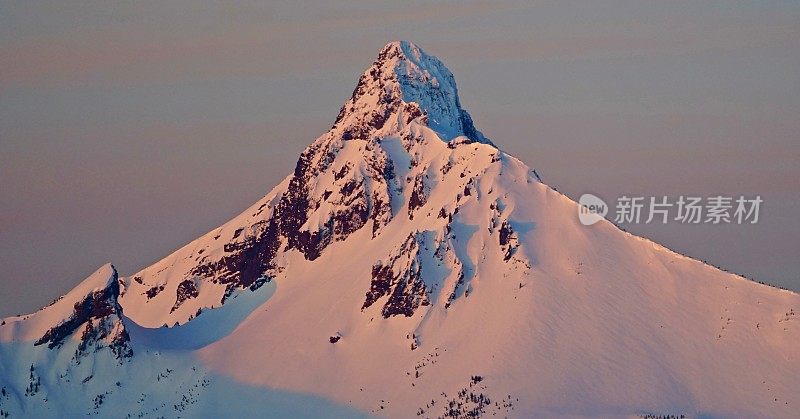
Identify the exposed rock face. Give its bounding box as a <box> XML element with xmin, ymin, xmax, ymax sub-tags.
<box><xmin>145</xmin><ymin>284</ymin><xmax>164</xmax><ymax>299</ymax></box>
<box><xmin>190</xmin><ymin>218</ymin><xmax>280</xmax><ymax>301</ymax></box>
<box><xmin>331</xmin><ymin>41</ymin><xmax>490</xmax><ymax>144</ymax></box>
<box><xmin>34</xmin><ymin>266</ymin><xmax>132</xmax><ymax>362</ymax></box>
<box><xmin>363</xmin><ymin>227</ymin><xmax>472</xmax><ymax>318</ymax></box>
<box><xmin>408</xmin><ymin>172</ymin><xmax>429</xmax><ymax>219</ymax></box>
<box><xmin>364</xmin><ymin>233</ymin><xmax>431</xmax><ymax>317</ymax></box>
<box><xmin>171</xmin><ymin>279</ymin><xmax>200</xmax><ymax>313</ymax></box>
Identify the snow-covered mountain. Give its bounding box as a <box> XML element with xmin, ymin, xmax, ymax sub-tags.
<box><xmin>1</xmin><ymin>41</ymin><xmax>798</xmax><ymax>418</ymax></box>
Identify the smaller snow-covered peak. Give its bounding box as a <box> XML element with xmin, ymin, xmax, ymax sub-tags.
<box><xmin>60</xmin><ymin>263</ymin><xmax>119</xmax><ymax>304</ymax></box>
<box><xmin>1</xmin><ymin>264</ymin><xmax>118</xmax><ymax>329</ymax></box>
<box><xmin>332</xmin><ymin>41</ymin><xmax>489</xmax><ymax>143</ymax></box>
<box><xmin>1</xmin><ymin>264</ymin><xmax>132</xmax><ymax>362</ymax></box>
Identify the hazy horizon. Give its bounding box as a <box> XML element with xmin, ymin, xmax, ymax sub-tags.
<box><xmin>2</xmin><ymin>0</ymin><xmax>799</xmax><ymax>316</ymax></box>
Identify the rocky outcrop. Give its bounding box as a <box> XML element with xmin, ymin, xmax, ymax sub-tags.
<box><xmin>171</xmin><ymin>279</ymin><xmax>200</xmax><ymax>313</ymax></box>
<box><xmin>364</xmin><ymin>233</ymin><xmax>431</xmax><ymax>318</ymax></box>
<box><xmin>331</xmin><ymin>41</ymin><xmax>490</xmax><ymax>144</ymax></box>
<box><xmin>34</xmin><ymin>266</ymin><xmax>132</xmax><ymax>362</ymax></box>
<box><xmin>363</xmin><ymin>227</ymin><xmax>475</xmax><ymax>318</ymax></box>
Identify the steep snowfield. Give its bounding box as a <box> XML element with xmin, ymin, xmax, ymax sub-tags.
<box><xmin>200</xmin><ymin>176</ymin><xmax>800</xmax><ymax>417</ymax></box>
<box><xmin>1</xmin><ymin>41</ymin><xmax>798</xmax><ymax>418</ymax></box>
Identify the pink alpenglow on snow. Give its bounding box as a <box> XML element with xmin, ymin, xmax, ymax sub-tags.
<box><xmin>1</xmin><ymin>41</ymin><xmax>798</xmax><ymax>418</ymax></box>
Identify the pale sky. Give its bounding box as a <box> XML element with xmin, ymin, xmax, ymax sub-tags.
<box><xmin>1</xmin><ymin>1</ymin><xmax>799</xmax><ymax>316</ymax></box>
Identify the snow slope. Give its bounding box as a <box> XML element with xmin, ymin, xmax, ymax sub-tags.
<box><xmin>1</xmin><ymin>41</ymin><xmax>798</xmax><ymax>418</ymax></box>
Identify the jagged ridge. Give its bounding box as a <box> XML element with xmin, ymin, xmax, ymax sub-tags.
<box><xmin>25</xmin><ymin>265</ymin><xmax>132</xmax><ymax>362</ymax></box>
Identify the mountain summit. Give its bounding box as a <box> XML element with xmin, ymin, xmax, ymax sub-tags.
<box><xmin>331</xmin><ymin>41</ymin><xmax>488</xmax><ymax>144</ymax></box>
<box><xmin>1</xmin><ymin>41</ymin><xmax>798</xmax><ymax>418</ymax></box>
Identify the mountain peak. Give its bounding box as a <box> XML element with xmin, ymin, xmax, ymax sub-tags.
<box><xmin>331</xmin><ymin>41</ymin><xmax>489</xmax><ymax>144</ymax></box>
<box><xmin>0</xmin><ymin>264</ymin><xmax>133</xmax><ymax>362</ymax></box>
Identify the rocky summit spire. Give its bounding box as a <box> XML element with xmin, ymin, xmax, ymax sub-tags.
<box><xmin>331</xmin><ymin>41</ymin><xmax>489</xmax><ymax>144</ymax></box>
